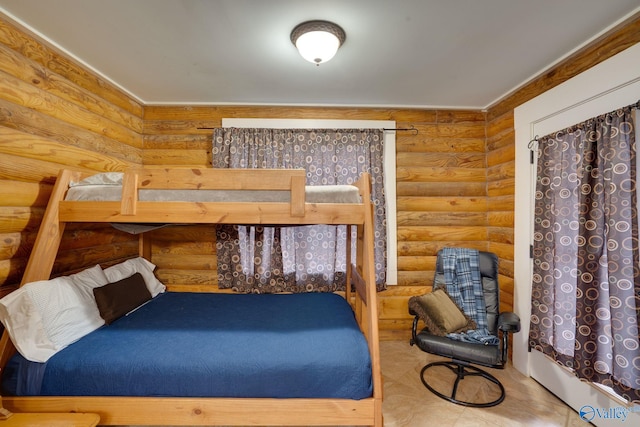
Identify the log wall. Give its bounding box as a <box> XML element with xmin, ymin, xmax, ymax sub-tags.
<box><xmin>485</xmin><ymin>110</ymin><xmax>515</xmax><ymax>313</ymax></box>
<box><xmin>484</xmin><ymin>12</ymin><xmax>640</xmax><ymax>318</ymax></box>
<box><xmin>143</xmin><ymin>106</ymin><xmax>487</xmax><ymax>339</ymax></box>
<box><xmin>1</xmin><ymin>10</ymin><xmax>638</xmax><ymax>339</ymax></box>
<box><xmin>0</xmin><ymin>15</ymin><xmax>143</xmax><ymax>297</ymax></box>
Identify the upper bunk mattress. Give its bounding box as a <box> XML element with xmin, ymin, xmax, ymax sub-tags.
<box><xmin>65</xmin><ymin>172</ymin><xmax>361</xmax><ymax>204</ymax></box>
<box><xmin>2</xmin><ymin>292</ymin><xmax>372</xmax><ymax>399</ymax></box>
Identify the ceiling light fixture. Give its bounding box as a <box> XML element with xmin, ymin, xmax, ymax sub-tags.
<box><xmin>290</xmin><ymin>20</ymin><xmax>346</xmax><ymax>65</ymax></box>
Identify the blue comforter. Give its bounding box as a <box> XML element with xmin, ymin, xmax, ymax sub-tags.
<box><xmin>2</xmin><ymin>292</ymin><xmax>372</xmax><ymax>399</ymax></box>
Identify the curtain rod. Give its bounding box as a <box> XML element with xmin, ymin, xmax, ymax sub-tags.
<box><xmin>197</xmin><ymin>125</ymin><xmax>419</xmax><ymax>135</ymax></box>
<box><xmin>384</xmin><ymin>126</ymin><xmax>419</xmax><ymax>135</ymax></box>
<box><xmin>528</xmin><ymin>98</ymin><xmax>640</xmax><ymax>151</ymax></box>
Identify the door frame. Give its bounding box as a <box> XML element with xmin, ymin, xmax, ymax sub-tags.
<box><xmin>513</xmin><ymin>42</ymin><xmax>640</xmax><ymax>425</ymax></box>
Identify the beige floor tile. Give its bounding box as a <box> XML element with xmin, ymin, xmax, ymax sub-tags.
<box><xmin>380</xmin><ymin>340</ymin><xmax>581</xmax><ymax>427</ymax></box>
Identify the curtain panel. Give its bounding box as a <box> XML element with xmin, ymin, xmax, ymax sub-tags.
<box><xmin>529</xmin><ymin>103</ymin><xmax>640</xmax><ymax>403</ymax></box>
<box><xmin>212</xmin><ymin>127</ymin><xmax>387</xmax><ymax>293</ymax></box>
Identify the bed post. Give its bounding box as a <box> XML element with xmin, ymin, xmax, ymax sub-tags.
<box><xmin>345</xmin><ymin>226</ymin><xmax>353</xmax><ymax>304</ymax></box>
<box><xmin>356</xmin><ymin>173</ymin><xmax>383</xmax><ymax>427</ymax></box>
<box><xmin>0</xmin><ymin>169</ymin><xmax>78</xmax><ymax>373</ymax></box>
<box><xmin>139</xmin><ymin>234</ymin><xmax>152</xmax><ymax>260</ymax></box>
<box><xmin>0</xmin><ymin>332</ymin><xmax>15</xmax><ymax>375</ymax></box>
<box><xmin>20</xmin><ymin>169</ymin><xmax>78</xmax><ymax>285</ymax></box>
<box><xmin>123</xmin><ymin>169</ymin><xmax>152</xmax><ymax>261</ymax></box>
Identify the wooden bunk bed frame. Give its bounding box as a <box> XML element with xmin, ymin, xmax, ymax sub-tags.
<box><xmin>0</xmin><ymin>167</ymin><xmax>383</xmax><ymax>427</ymax></box>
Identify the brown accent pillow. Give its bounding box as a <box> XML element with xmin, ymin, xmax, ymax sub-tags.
<box><xmin>93</xmin><ymin>272</ymin><xmax>152</xmax><ymax>324</ymax></box>
<box><xmin>409</xmin><ymin>288</ymin><xmax>476</xmax><ymax>336</ymax></box>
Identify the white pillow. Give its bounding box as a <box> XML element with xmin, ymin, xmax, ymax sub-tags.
<box><xmin>103</xmin><ymin>257</ymin><xmax>165</xmax><ymax>297</ymax></box>
<box><xmin>0</xmin><ymin>287</ymin><xmax>55</xmax><ymax>363</ymax></box>
<box><xmin>0</xmin><ymin>272</ymin><xmax>107</xmax><ymax>363</ymax></box>
<box><xmin>27</xmin><ymin>277</ymin><xmax>105</xmax><ymax>349</ymax></box>
<box><xmin>69</xmin><ymin>264</ymin><xmax>110</xmax><ymax>309</ymax></box>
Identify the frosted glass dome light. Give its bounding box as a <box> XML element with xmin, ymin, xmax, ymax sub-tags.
<box><xmin>291</xmin><ymin>20</ymin><xmax>346</xmax><ymax>65</ymax></box>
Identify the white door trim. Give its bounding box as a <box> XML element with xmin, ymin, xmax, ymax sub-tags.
<box><xmin>514</xmin><ymin>42</ymin><xmax>640</xmax><ymax>426</ymax></box>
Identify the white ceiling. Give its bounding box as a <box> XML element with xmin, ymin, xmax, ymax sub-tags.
<box><xmin>1</xmin><ymin>0</ymin><xmax>639</xmax><ymax>110</ymax></box>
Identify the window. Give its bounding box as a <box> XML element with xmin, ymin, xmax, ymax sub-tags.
<box><xmin>222</xmin><ymin>118</ymin><xmax>398</xmax><ymax>286</ymax></box>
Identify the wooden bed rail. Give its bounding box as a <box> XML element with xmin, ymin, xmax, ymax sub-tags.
<box><xmin>1</xmin><ymin>396</ymin><xmax>375</xmax><ymax>425</ymax></box>
<box><xmin>123</xmin><ymin>167</ymin><xmax>307</xmax><ymax>191</ymax></box>
<box><xmin>120</xmin><ymin>168</ymin><xmax>308</xmax><ymax>217</ymax></box>
<box><xmin>58</xmin><ymin>168</ymin><xmax>367</xmax><ymax>225</ymax></box>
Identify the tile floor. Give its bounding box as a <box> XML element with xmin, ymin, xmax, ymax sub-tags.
<box><xmin>382</xmin><ymin>340</ymin><xmax>586</xmax><ymax>426</ymax></box>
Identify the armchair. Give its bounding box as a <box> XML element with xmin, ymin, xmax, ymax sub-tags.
<box><xmin>409</xmin><ymin>249</ymin><xmax>520</xmax><ymax>407</ymax></box>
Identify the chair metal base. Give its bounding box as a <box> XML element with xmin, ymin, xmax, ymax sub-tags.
<box><xmin>420</xmin><ymin>361</ymin><xmax>505</xmax><ymax>408</ymax></box>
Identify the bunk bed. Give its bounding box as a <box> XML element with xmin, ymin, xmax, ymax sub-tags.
<box><xmin>0</xmin><ymin>167</ymin><xmax>383</xmax><ymax>426</ymax></box>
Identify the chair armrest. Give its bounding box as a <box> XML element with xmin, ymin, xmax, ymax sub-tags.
<box><xmin>498</xmin><ymin>312</ymin><xmax>521</xmax><ymax>333</ymax></box>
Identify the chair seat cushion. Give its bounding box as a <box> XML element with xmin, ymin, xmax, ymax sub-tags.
<box><xmin>414</xmin><ymin>329</ymin><xmax>502</xmax><ymax>366</ymax></box>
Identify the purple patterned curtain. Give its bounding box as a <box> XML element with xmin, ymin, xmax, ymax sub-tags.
<box><xmin>212</xmin><ymin>128</ymin><xmax>387</xmax><ymax>293</ymax></box>
<box><xmin>529</xmin><ymin>103</ymin><xmax>640</xmax><ymax>403</ymax></box>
